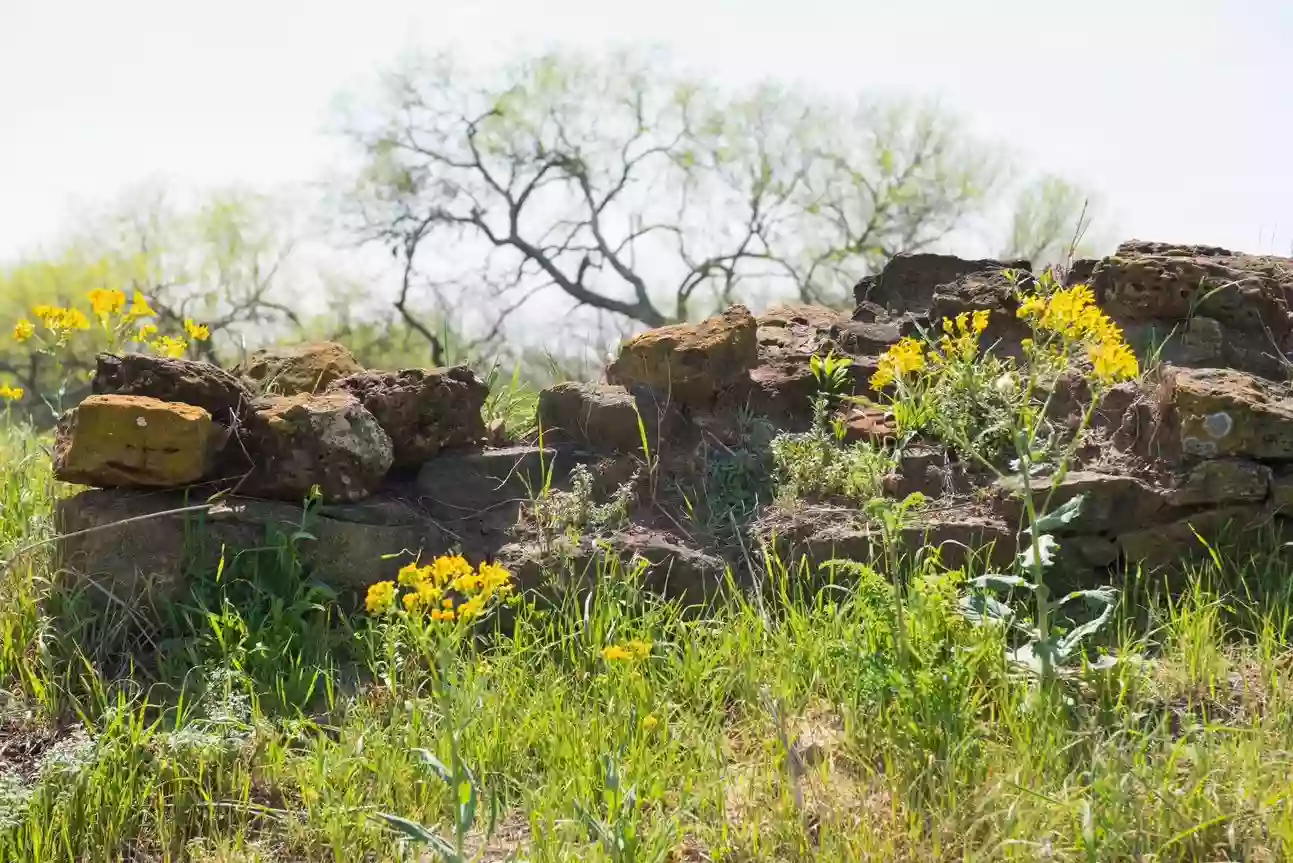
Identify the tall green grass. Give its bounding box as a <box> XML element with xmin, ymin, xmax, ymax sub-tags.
<box><xmin>1</xmin><ymin>423</ymin><xmax>1292</xmax><ymax>861</ymax></box>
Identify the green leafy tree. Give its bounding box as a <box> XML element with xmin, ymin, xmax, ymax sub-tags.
<box><xmin>339</xmin><ymin>49</ymin><xmax>1021</xmax><ymax>333</ymax></box>
<box><xmin>0</xmin><ymin>184</ymin><xmax>305</xmax><ymax>420</ymax></box>
<box><xmin>1000</xmin><ymin>175</ymin><xmax>1107</xmax><ymax>269</ymax></box>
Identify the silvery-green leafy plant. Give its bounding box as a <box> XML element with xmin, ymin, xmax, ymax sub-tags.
<box><xmin>960</xmin><ymin>491</ymin><xmax>1119</xmax><ymax>679</ymax></box>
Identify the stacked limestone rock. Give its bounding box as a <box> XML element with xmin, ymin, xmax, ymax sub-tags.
<box><xmin>55</xmin><ymin>343</ymin><xmax>487</xmax><ymax>502</ymax></box>
<box><xmin>533</xmin><ymin>241</ymin><xmax>1293</xmax><ymax>577</ymax></box>
<box><xmin>55</xmin><ymin>239</ymin><xmax>1293</xmax><ymax>612</ymax></box>
<box><xmin>54</xmin><ymin>344</ymin><xmax>498</xmax><ymax>604</ymax></box>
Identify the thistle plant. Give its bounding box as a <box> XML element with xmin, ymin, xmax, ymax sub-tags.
<box><xmin>871</xmin><ymin>270</ymin><xmax>1139</xmax><ymax>680</ymax></box>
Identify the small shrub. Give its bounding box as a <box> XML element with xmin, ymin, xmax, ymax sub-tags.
<box><xmin>533</xmin><ymin>464</ymin><xmax>638</xmax><ymax>539</ymax></box>
<box><xmin>770</xmin><ymin>430</ymin><xmax>892</xmax><ymax>504</ymax></box>
<box><xmin>680</xmin><ymin>407</ymin><xmax>775</xmax><ymax>543</ymax></box>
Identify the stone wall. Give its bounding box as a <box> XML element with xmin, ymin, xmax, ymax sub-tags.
<box><xmin>55</xmin><ymin>240</ymin><xmax>1293</xmax><ymax>611</ymax></box>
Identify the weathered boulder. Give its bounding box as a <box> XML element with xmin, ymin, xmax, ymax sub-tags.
<box><xmin>789</xmin><ymin>510</ymin><xmax>1016</xmax><ymax>572</ymax></box>
<box><xmin>236</xmin><ymin>342</ymin><xmax>364</xmax><ymax>396</ymax></box>
<box><xmin>995</xmin><ymin>471</ymin><xmax>1166</xmax><ymax>535</ymax></box>
<box><xmin>239</xmin><ymin>392</ymin><xmax>393</xmax><ymax>502</ymax></box>
<box><xmin>330</xmin><ymin>367</ymin><xmax>487</xmax><ymax>468</ymax></box>
<box><xmin>1167</xmin><ymin>459</ymin><xmax>1271</xmax><ymax>507</ymax></box>
<box><xmin>757</xmin><ymin>303</ymin><xmax>848</xmax><ymax>335</ymax></box>
<box><xmin>55</xmin><ymin>488</ymin><xmax>454</xmax><ymax>606</ymax></box>
<box><xmin>854</xmin><ymin>253</ymin><xmax>1029</xmax><ymax>317</ymax></box>
<box><xmin>416</xmin><ymin>446</ymin><xmax>553</xmax><ymax>524</ymax></box>
<box><xmin>1273</xmin><ymin>470</ymin><xmax>1293</xmax><ymax>513</ymax></box>
<box><xmin>1065</xmin><ymin>258</ymin><xmax>1100</xmax><ymax>286</ymax></box>
<box><xmin>607</xmin><ymin>306</ymin><xmax>757</xmax><ymax>409</ymax></box>
<box><xmin>747</xmin><ymin>355</ymin><xmax>880</xmax><ymax>429</ymax></box>
<box><xmin>841</xmin><ymin>406</ymin><xmax>897</xmax><ymax>445</ymax></box>
<box><xmin>537</xmin><ymin>382</ymin><xmax>648</xmax><ymax>455</ymax></box>
<box><xmin>1046</xmin><ymin>377</ymin><xmax>1143</xmax><ymax>434</ymax></box>
<box><xmin>497</xmin><ymin>530</ymin><xmax>728</xmax><ymax>601</ymax></box>
<box><xmin>929</xmin><ymin>270</ymin><xmax>1033</xmax><ymax>357</ymax></box>
<box><xmin>1091</xmin><ymin>241</ymin><xmax>1293</xmax><ymax>344</ymax></box>
<box><xmin>1061</xmin><ymin>535</ymin><xmax>1121</xmax><ymax>569</ymax></box>
<box><xmin>746</xmin><ymin>304</ymin><xmax>878</xmax><ymax>426</ymax></box>
<box><xmin>832</xmin><ymin>320</ymin><xmax>907</xmax><ymax>355</ymax></box>
<box><xmin>1119</xmin><ymin>505</ymin><xmax>1278</xmax><ymax>570</ymax></box>
<box><xmin>92</xmin><ymin>353</ymin><xmax>254</xmax><ymax>425</ymax></box>
<box><xmin>1166</xmin><ymin>367</ymin><xmax>1293</xmax><ymax>460</ymax></box>
<box><xmin>880</xmin><ymin>446</ymin><xmax>964</xmax><ymax>499</ymax></box>
<box><xmin>1087</xmin><ymin>241</ymin><xmax>1293</xmax><ymax>378</ymax></box>
<box><xmin>1124</xmin><ymin>316</ymin><xmax>1287</xmax><ymax>380</ymax></box>
<box><xmin>54</xmin><ymin>394</ymin><xmax>219</xmax><ymax>488</ymax></box>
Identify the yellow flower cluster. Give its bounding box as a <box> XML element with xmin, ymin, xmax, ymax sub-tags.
<box><xmin>870</xmin><ymin>337</ymin><xmax>927</xmax><ymax>389</ymax></box>
<box><xmin>0</xmin><ymin>384</ymin><xmax>24</xmax><ymax>401</ymax></box>
<box><xmin>151</xmin><ymin>336</ymin><xmax>189</xmax><ymax>359</ymax></box>
<box><xmin>11</xmin><ymin>289</ymin><xmax>210</xmax><ymax>360</ymax></box>
<box><xmin>127</xmin><ymin>291</ymin><xmax>155</xmax><ymax>320</ymax></box>
<box><xmin>872</xmin><ymin>311</ymin><xmax>990</xmax><ymax>389</ymax></box>
<box><xmin>365</xmin><ymin>554</ymin><xmax>513</xmax><ymax>623</ymax></box>
<box><xmin>933</xmin><ymin>309</ymin><xmax>990</xmax><ymax>364</ymax></box>
<box><xmin>27</xmin><ymin>305</ymin><xmax>90</xmax><ymax>338</ymax></box>
<box><xmin>601</xmin><ymin>639</ymin><xmax>653</xmax><ymax>662</ymax></box>
<box><xmin>88</xmin><ymin>288</ymin><xmax>127</xmax><ymax>319</ymax></box>
<box><xmin>1016</xmin><ymin>284</ymin><xmax>1138</xmax><ymax>384</ymax></box>
<box><xmin>1087</xmin><ymin>338</ymin><xmax>1140</xmax><ymax>385</ymax></box>
<box><xmin>365</xmin><ymin>580</ymin><xmax>397</xmax><ymax>615</ymax></box>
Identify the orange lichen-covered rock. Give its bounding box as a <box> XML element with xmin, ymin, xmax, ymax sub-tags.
<box><xmin>236</xmin><ymin>341</ymin><xmax>364</xmax><ymax>396</ymax></box>
<box><xmin>54</xmin><ymin>394</ymin><xmax>218</xmax><ymax>488</ymax></box>
<box><xmin>607</xmin><ymin>305</ymin><xmax>757</xmax><ymax>408</ymax></box>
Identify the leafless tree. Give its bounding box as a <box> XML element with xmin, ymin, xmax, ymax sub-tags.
<box><xmin>340</xmin><ymin>50</ymin><xmax>1014</xmax><ymax>339</ymax></box>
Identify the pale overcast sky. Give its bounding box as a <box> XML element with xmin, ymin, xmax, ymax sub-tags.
<box><xmin>1</xmin><ymin>0</ymin><xmax>1290</xmax><ymax>265</ymax></box>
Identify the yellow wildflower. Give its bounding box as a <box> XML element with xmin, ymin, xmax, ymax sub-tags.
<box><xmin>430</xmin><ymin>554</ymin><xmax>473</xmax><ymax>587</ymax></box>
<box><xmin>870</xmin><ymin>337</ymin><xmax>926</xmax><ymax>390</ymax></box>
<box><xmin>12</xmin><ymin>320</ymin><xmax>34</xmax><ymax>342</ymax></box>
<box><xmin>602</xmin><ymin>645</ymin><xmax>633</xmax><ymax>662</ymax></box>
<box><xmin>643</xmin><ymin>714</ymin><xmax>659</xmax><ymax>731</ymax></box>
<box><xmin>477</xmin><ymin>561</ymin><xmax>513</xmax><ymax>594</ymax></box>
<box><xmin>416</xmin><ymin>580</ymin><xmax>443</xmax><ymax>605</ymax></box>
<box><xmin>184</xmin><ymin>319</ymin><xmax>210</xmax><ymax>341</ymax></box>
<box><xmin>972</xmin><ymin>309</ymin><xmax>990</xmax><ymax>334</ymax></box>
<box><xmin>1017</xmin><ymin>284</ymin><xmax>1107</xmax><ymax>344</ymax></box>
<box><xmin>1088</xmin><ymin>337</ymin><xmax>1139</xmax><ymax>384</ymax></box>
<box><xmin>36</xmin><ymin>307</ymin><xmax>90</xmax><ymax>333</ymax></box>
<box><xmin>0</xmin><ymin>385</ymin><xmax>24</xmax><ymax>401</ymax></box>
<box><xmin>126</xmin><ymin>291</ymin><xmax>155</xmax><ymax>320</ymax></box>
<box><xmin>430</xmin><ymin>607</ymin><xmax>457</xmax><ymax>623</ymax></box>
<box><xmin>457</xmin><ymin>595</ymin><xmax>486</xmax><ymax>621</ymax></box>
<box><xmin>398</xmin><ymin>562</ymin><xmax>426</xmax><ymax>587</ymax></box>
<box><xmin>151</xmin><ymin>335</ymin><xmax>188</xmax><ymax>358</ymax></box>
<box><xmin>402</xmin><ymin>592</ymin><xmax>421</xmax><ymax>613</ymax></box>
<box><xmin>626</xmin><ymin>638</ymin><xmax>653</xmax><ymax>659</ymax></box>
<box><xmin>62</xmin><ymin>308</ymin><xmax>90</xmax><ymax>331</ymax></box>
<box><xmin>87</xmin><ymin>289</ymin><xmax>126</xmax><ymax>319</ymax></box>
<box><xmin>135</xmin><ymin>323</ymin><xmax>159</xmax><ymax>341</ymax></box>
<box><xmin>365</xmin><ymin>581</ymin><xmax>396</xmax><ymax>614</ymax></box>
<box><xmin>451</xmin><ymin>570</ymin><xmax>481</xmax><ymax>594</ymax></box>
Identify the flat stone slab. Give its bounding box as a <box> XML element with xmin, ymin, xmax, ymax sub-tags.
<box><xmin>55</xmin><ymin>487</ymin><xmax>456</xmax><ymax>609</ymax></box>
